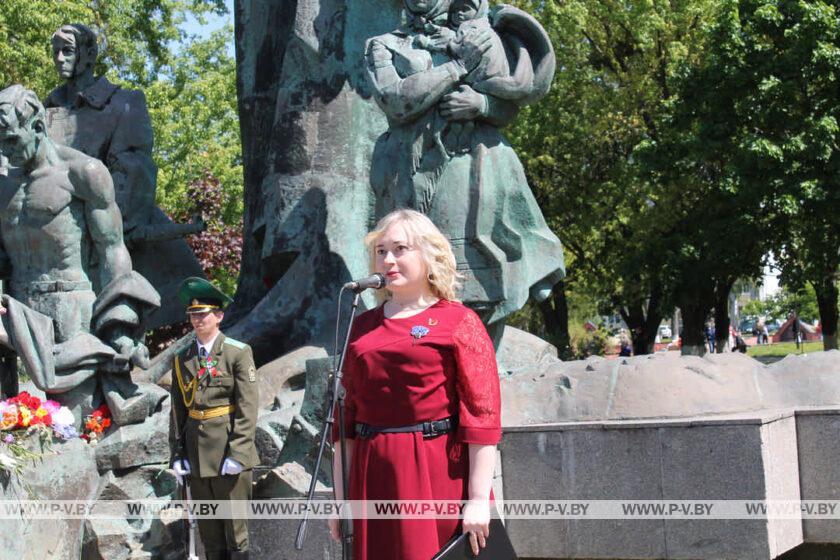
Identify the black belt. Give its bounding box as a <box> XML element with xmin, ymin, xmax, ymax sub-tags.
<box><xmin>355</xmin><ymin>417</ymin><xmax>456</xmax><ymax>439</ymax></box>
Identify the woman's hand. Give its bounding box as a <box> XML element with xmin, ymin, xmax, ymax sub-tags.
<box><xmin>462</xmin><ymin>498</ymin><xmax>491</xmax><ymax>555</ymax></box>
<box><xmin>440</xmin><ymin>85</ymin><xmax>487</xmax><ymax>121</ymax></box>
<box><xmin>428</xmin><ymin>25</ymin><xmax>457</xmax><ymax>50</ymax></box>
<box><xmin>450</xmin><ymin>26</ymin><xmax>492</xmax><ymax>72</ymax></box>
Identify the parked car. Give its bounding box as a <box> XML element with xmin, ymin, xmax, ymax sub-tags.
<box><xmin>738</xmin><ymin>318</ymin><xmax>757</xmax><ymax>335</ymax></box>
<box><xmin>659</xmin><ymin>325</ymin><xmax>672</xmax><ymax>339</ymax></box>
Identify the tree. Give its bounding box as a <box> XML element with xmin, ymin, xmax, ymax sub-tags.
<box><xmin>743</xmin><ymin>285</ymin><xmax>820</xmax><ymax>324</ymax></box>
<box><xmin>145</xmin><ymin>28</ymin><xmax>243</xmax><ymax>226</ymax></box>
<box><xmin>652</xmin><ymin>0</ymin><xmax>840</xmax><ymax>350</ymax></box>
<box><xmin>505</xmin><ymin>0</ymin><xmax>717</xmax><ymax>354</ymax></box>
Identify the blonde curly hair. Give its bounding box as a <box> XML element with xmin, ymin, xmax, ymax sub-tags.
<box><xmin>365</xmin><ymin>209</ymin><xmax>462</xmax><ymax>302</ymax></box>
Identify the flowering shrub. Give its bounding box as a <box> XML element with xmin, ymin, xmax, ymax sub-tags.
<box><xmin>147</xmin><ymin>171</ymin><xmax>243</xmax><ymax>356</ymax></box>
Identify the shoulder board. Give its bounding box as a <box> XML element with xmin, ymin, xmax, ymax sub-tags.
<box><xmin>223</xmin><ymin>337</ymin><xmax>247</xmax><ymax>350</ymax></box>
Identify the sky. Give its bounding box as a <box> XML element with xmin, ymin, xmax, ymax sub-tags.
<box><xmin>180</xmin><ymin>0</ymin><xmax>235</xmax><ymax>57</ymax></box>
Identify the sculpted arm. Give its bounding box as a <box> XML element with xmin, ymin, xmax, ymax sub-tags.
<box><xmin>440</xmin><ymin>86</ymin><xmax>520</xmax><ymax>127</ymax></box>
<box><xmin>73</xmin><ymin>159</ymin><xmax>133</xmax><ymax>287</ymax></box>
<box><xmin>365</xmin><ymin>37</ymin><xmax>467</xmax><ymax>124</ymax></box>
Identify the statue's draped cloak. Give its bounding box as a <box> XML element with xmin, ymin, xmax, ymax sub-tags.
<box><xmin>2</xmin><ymin>271</ymin><xmax>159</xmax><ymax>393</ymax></box>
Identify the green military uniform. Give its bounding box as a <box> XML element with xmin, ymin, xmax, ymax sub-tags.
<box><xmin>169</xmin><ymin>278</ymin><xmax>259</xmax><ymax>560</ymax></box>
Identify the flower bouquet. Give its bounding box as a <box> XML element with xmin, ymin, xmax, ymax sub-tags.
<box><xmin>0</xmin><ymin>391</ymin><xmax>79</xmax><ymax>475</ymax></box>
<box><xmin>0</xmin><ymin>391</ymin><xmax>77</xmax><ymax>438</ymax></box>
<box><xmin>81</xmin><ymin>404</ymin><xmax>112</xmax><ymax>443</ymax></box>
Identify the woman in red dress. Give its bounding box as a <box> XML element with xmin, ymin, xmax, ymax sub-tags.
<box><xmin>329</xmin><ymin>209</ymin><xmax>501</xmax><ymax>559</ymax></box>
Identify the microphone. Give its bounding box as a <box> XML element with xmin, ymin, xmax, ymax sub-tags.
<box><xmin>343</xmin><ymin>273</ymin><xmax>387</xmax><ymax>292</ymax></box>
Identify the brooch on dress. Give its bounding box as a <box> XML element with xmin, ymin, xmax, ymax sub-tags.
<box><xmin>410</xmin><ymin>325</ymin><xmax>430</xmax><ymax>344</ymax></box>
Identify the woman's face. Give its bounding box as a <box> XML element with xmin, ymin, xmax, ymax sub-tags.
<box><xmin>404</xmin><ymin>0</ymin><xmax>436</xmax><ymax>14</ymax></box>
<box><xmin>374</xmin><ymin>222</ymin><xmax>430</xmax><ymax>297</ymax></box>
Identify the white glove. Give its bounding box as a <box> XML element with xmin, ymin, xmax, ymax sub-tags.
<box><xmin>172</xmin><ymin>459</ymin><xmax>191</xmax><ymax>484</ymax></box>
<box><xmin>221</xmin><ymin>457</ymin><xmax>243</xmax><ymax>476</ymax></box>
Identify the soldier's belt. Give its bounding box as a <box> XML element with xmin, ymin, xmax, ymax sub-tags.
<box><xmin>188</xmin><ymin>404</ymin><xmax>235</xmax><ymax>420</ymax></box>
<box><xmin>18</xmin><ymin>279</ymin><xmax>93</xmax><ymax>294</ymax></box>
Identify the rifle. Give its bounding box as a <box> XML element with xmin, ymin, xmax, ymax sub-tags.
<box><xmin>170</xmin><ymin>371</ymin><xmax>198</xmax><ymax>559</ymax></box>
<box><xmin>183</xmin><ymin>473</ymin><xmax>200</xmax><ymax>560</ymax></box>
<box><xmin>125</xmin><ymin>214</ymin><xmax>206</xmax><ymax>245</ymax></box>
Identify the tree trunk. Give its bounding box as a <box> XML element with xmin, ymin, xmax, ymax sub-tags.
<box><xmin>713</xmin><ymin>280</ymin><xmax>733</xmax><ymax>353</ymax></box>
<box><xmin>620</xmin><ymin>305</ymin><xmax>662</xmax><ymax>356</ymax></box>
<box><xmin>813</xmin><ymin>278</ymin><xmax>839</xmax><ymax>351</ymax></box>
<box><xmin>680</xmin><ymin>299</ymin><xmax>711</xmax><ymax>356</ymax></box>
<box><xmin>619</xmin><ymin>282</ymin><xmax>664</xmax><ymax>356</ymax></box>
<box><xmin>539</xmin><ymin>281</ymin><xmax>572</xmax><ymax>360</ymax></box>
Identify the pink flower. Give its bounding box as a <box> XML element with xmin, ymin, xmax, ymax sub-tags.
<box><xmin>43</xmin><ymin>400</ymin><xmax>61</xmax><ymax>414</ymax></box>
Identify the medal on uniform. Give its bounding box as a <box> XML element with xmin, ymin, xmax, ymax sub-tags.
<box><xmin>198</xmin><ymin>356</ymin><xmax>220</xmax><ymax>377</ymax></box>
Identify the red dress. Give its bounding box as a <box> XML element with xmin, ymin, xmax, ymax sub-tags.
<box><xmin>335</xmin><ymin>299</ymin><xmax>501</xmax><ymax>560</ymax></box>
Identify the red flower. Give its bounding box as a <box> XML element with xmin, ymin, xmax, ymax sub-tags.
<box><xmin>81</xmin><ymin>403</ymin><xmax>113</xmax><ymax>441</ymax></box>
<box><xmin>29</xmin><ymin>412</ymin><xmax>51</xmax><ymax>426</ymax></box>
<box><xmin>8</xmin><ymin>391</ymin><xmax>41</xmax><ymax>411</ymax></box>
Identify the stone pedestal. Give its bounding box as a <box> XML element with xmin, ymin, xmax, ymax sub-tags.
<box><xmin>501</xmin><ymin>412</ymin><xmax>804</xmax><ymax>559</ymax></box>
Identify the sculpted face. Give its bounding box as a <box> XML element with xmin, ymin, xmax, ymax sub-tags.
<box><xmin>450</xmin><ymin>0</ymin><xmax>478</xmax><ymax>25</ymax></box>
<box><xmin>404</xmin><ymin>0</ymin><xmax>436</xmax><ymax>14</ymax></box>
<box><xmin>0</xmin><ymin>105</ymin><xmax>39</xmax><ymax>167</ymax></box>
<box><xmin>52</xmin><ymin>35</ymin><xmax>79</xmax><ymax>79</ymax></box>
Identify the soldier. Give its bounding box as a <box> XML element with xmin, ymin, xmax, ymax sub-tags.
<box><xmin>169</xmin><ymin>277</ymin><xmax>259</xmax><ymax>560</ymax></box>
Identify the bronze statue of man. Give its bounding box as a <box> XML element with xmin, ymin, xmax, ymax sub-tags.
<box><xmin>46</xmin><ymin>24</ymin><xmax>156</xmax><ymax>233</ymax></box>
<box><xmin>45</xmin><ymin>23</ymin><xmax>206</xmax><ymax>330</ymax></box>
<box><xmin>0</xmin><ymin>85</ymin><xmax>160</xmax><ymax>420</ymax></box>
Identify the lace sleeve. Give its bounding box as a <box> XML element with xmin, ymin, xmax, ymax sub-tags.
<box><xmin>452</xmin><ymin>310</ymin><xmax>501</xmax><ymax>445</ymax></box>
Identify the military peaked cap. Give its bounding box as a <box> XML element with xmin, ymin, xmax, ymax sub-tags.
<box><xmin>178</xmin><ymin>277</ymin><xmax>233</xmax><ymax>313</ymax></box>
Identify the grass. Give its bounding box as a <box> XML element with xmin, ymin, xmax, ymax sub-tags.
<box><xmin>747</xmin><ymin>341</ymin><xmax>823</xmax><ymax>358</ymax></box>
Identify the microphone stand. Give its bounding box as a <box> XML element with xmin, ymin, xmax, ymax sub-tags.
<box><xmin>296</xmin><ymin>288</ymin><xmax>361</xmax><ymax>560</ymax></box>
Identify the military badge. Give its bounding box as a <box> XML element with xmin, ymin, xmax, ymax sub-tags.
<box><xmin>248</xmin><ymin>364</ymin><xmax>256</xmax><ymax>383</ymax></box>
<box><xmin>198</xmin><ymin>356</ymin><xmax>219</xmax><ymax>378</ymax></box>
